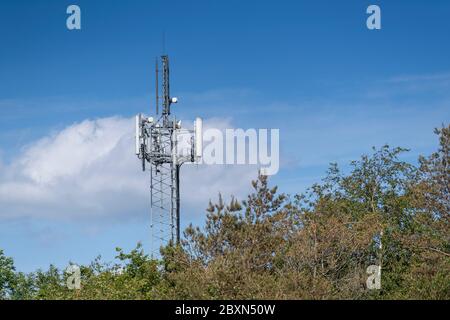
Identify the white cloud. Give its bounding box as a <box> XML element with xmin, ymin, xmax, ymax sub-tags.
<box><xmin>0</xmin><ymin>116</ymin><xmax>257</xmax><ymax>221</ymax></box>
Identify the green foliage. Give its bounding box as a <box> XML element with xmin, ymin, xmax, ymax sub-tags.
<box><xmin>0</xmin><ymin>249</ymin><xmax>16</xmax><ymax>299</ymax></box>
<box><xmin>1</xmin><ymin>125</ymin><xmax>448</xmax><ymax>300</ymax></box>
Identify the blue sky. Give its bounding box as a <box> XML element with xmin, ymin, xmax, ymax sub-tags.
<box><xmin>0</xmin><ymin>0</ymin><xmax>449</xmax><ymax>272</ymax></box>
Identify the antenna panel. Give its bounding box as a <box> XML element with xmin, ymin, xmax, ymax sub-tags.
<box><xmin>135</xmin><ymin>114</ymin><xmax>142</xmax><ymax>155</ymax></box>
<box><xmin>194</xmin><ymin>117</ymin><xmax>203</xmax><ymax>159</ymax></box>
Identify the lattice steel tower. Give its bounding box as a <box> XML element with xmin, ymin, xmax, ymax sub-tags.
<box><xmin>135</xmin><ymin>55</ymin><xmax>202</xmax><ymax>256</ymax></box>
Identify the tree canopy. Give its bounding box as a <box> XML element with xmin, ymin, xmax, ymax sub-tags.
<box><xmin>1</xmin><ymin>125</ymin><xmax>448</xmax><ymax>300</ymax></box>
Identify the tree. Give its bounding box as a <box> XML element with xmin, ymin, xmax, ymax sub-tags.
<box><xmin>157</xmin><ymin>129</ymin><xmax>449</xmax><ymax>299</ymax></box>
<box><xmin>394</xmin><ymin>125</ymin><xmax>450</xmax><ymax>299</ymax></box>
<box><xmin>0</xmin><ymin>249</ymin><xmax>16</xmax><ymax>299</ymax></box>
<box><xmin>2</xmin><ymin>125</ymin><xmax>448</xmax><ymax>300</ymax></box>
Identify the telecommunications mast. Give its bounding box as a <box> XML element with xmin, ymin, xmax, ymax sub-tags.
<box><xmin>135</xmin><ymin>55</ymin><xmax>202</xmax><ymax>255</ymax></box>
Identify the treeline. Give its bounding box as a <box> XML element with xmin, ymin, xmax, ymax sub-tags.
<box><xmin>1</xmin><ymin>126</ymin><xmax>449</xmax><ymax>300</ymax></box>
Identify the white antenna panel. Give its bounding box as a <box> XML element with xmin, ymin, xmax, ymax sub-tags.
<box><xmin>135</xmin><ymin>114</ymin><xmax>141</xmax><ymax>155</ymax></box>
<box><xmin>194</xmin><ymin>117</ymin><xmax>203</xmax><ymax>159</ymax></box>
